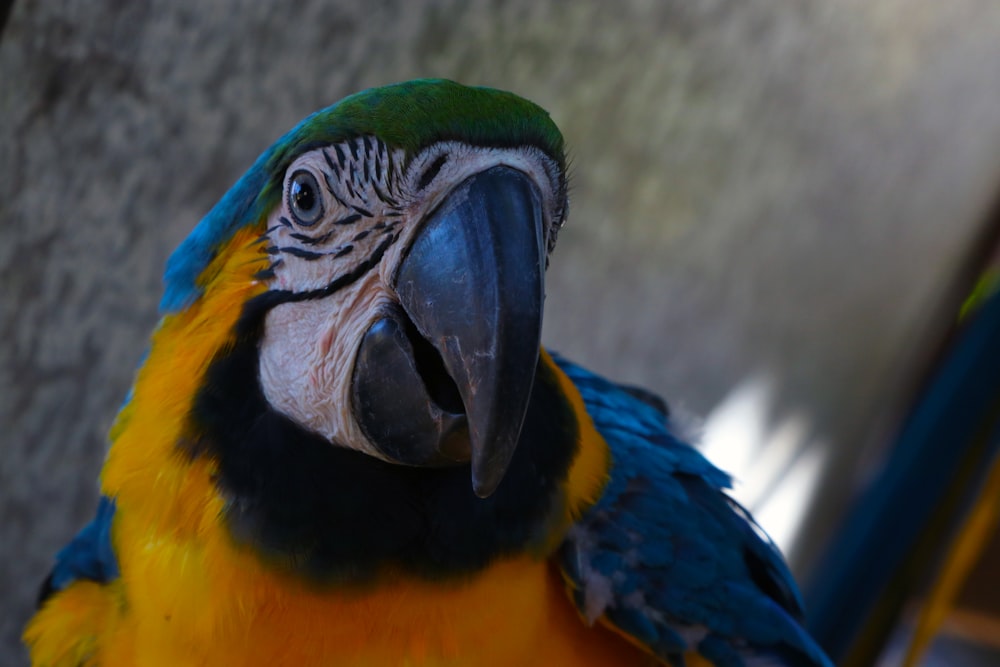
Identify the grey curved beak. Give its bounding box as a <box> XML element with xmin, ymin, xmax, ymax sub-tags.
<box><xmin>351</xmin><ymin>166</ymin><xmax>545</xmax><ymax>497</ymax></box>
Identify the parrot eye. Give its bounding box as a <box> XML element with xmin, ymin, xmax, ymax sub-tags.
<box><xmin>287</xmin><ymin>170</ymin><xmax>324</xmax><ymax>226</ymax></box>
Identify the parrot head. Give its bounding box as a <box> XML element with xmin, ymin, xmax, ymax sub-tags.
<box><xmin>158</xmin><ymin>79</ymin><xmax>568</xmax><ymax>505</ymax></box>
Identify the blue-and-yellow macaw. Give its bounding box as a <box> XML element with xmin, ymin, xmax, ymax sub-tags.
<box><xmin>25</xmin><ymin>80</ymin><xmax>832</xmax><ymax>667</ymax></box>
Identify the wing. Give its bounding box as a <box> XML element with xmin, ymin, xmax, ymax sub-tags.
<box><xmin>553</xmin><ymin>356</ymin><xmax>832</xmax><ymax>667</ymax></box>
<box><xmin>37</xmin><ymin>495</ymin><xmax>120</xmax><ymax>606</ymax></box>
<box><xmin>25</xmin><ymin>496</ymin><xmax>121</xmax><ymax>667</ymax></box>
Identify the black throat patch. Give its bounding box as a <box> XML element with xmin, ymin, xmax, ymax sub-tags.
<box><xmin>188</xmin><ymin>294</ymin><xmax>580</xmax><ymax>584</ymax></box>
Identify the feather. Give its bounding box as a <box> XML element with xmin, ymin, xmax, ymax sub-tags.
<box><xmin>554</xmin><ymin>354</ymin><xmax>832</xmax><ymax>667</ymax></box>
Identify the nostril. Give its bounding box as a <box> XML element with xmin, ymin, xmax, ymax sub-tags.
<box><xmin>401</xmin><ymin>316</ymin><xmax>465</xmax><ymax>416</ymax></box>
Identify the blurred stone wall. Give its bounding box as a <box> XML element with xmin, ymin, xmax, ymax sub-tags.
<box><xmin>2</xmin><ymin>1</ymin><xmax>1000</xmax><ymax>663</ymax></box>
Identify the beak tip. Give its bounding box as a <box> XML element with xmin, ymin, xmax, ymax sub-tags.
<box><xmin>469</xmin><ymin>429</ymin><xmax>523</xmax><ymax>499</ymax></box>
<box><xmin>471</xmin><ymin>473</ymin><xmax>501</xmax><ymax>499</ymax></box>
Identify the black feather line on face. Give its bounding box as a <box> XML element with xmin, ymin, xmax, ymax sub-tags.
<box><xmin>187</xmin><ymin>293</ymin><xmax>580</xmax><ymax>585</ymax></box>
<box><xmin>278</xmin><ymin>246</ymin><xmax>326</xmax><ymax>261</ymax></box>
<box><xmin>263</xmin><ymin>234</ymin><xmax>395</xmax><ymax>305</ymax></box>
<box><xmin>333</xmin><ymin>214</ymin><xmax>362</xmax><ymax>226</ymax></box>
<box><xmin>322</xmin><ymin>171</ymin><xmax>350</xmax><ymax>209</ymax></box>
<box><xmin>417</xmin><ymin>153</ymin><xmax>449</xmax><ymax>191</ymax></box>
<box><xmin>371</xmin><ymin>180</ymin><xmax>397</xmax><ymax>206</ymax></box>
<box><xmin>322</xmin><ymin>148</ymin><xmax>339</xmax><ymax>176</ymax></box>
<box><xmin>290</xmin><ymin>231</ymin><xmax>334</xmax><ymax>246</ymax></box>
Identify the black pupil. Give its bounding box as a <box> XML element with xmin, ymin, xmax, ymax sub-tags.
<box><xmin>293</xmin><ymin>179</ymin><xmax>316</xmax><ymax>213</ymax></box>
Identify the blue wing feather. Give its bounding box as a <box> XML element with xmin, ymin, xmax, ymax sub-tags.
<box><xmin>39</xmin><ymin>495</ymin><xmax>120</xmax><ymax>605</ymax></box>
<box><xmin>553</xmin><ymin>355</ymin><xmax>831</xmax><ymax>667</ymax></box>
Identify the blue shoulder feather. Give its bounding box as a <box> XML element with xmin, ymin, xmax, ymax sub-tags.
<box><xmin>39</xmin><ymin>496</ymin><xmax>120</xmax><ymax>605</ymax></box>
<box><xmin>552</xmin><ymin>355</ymin><xmax>831</xmax><ymax>667</ymax></box>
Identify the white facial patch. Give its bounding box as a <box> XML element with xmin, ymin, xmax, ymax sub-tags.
<box><xmin>256</xmin><ymin>139</ymin><xmax>564</xmax><ymax>456</ymax></box>
<box><xmin>258</xmin><ymin>273</ymin><xmax>393</xmax><ymax>457</ymax></box>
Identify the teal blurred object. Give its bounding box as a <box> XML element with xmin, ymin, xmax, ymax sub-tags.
<box><xmin>804</xmin><ymin>227</ymin><xmax>1000</xmax><ymax>665</ymax></box>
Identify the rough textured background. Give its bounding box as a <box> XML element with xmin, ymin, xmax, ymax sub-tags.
<box><xmin>3</xmin><ymin>1</ymin><xmax>1000</xmax><ymax>663</ymax></box>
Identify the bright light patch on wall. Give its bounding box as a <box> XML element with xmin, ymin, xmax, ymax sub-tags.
<box><xmin>697</xmin><ymin>374</ymin><xmax>827</xmax><ymax>559</ymax></box>
<box><xmin>753</xmin><ymin>443</ymin><xmax>827</xmax><ymax>553</ymax></box>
